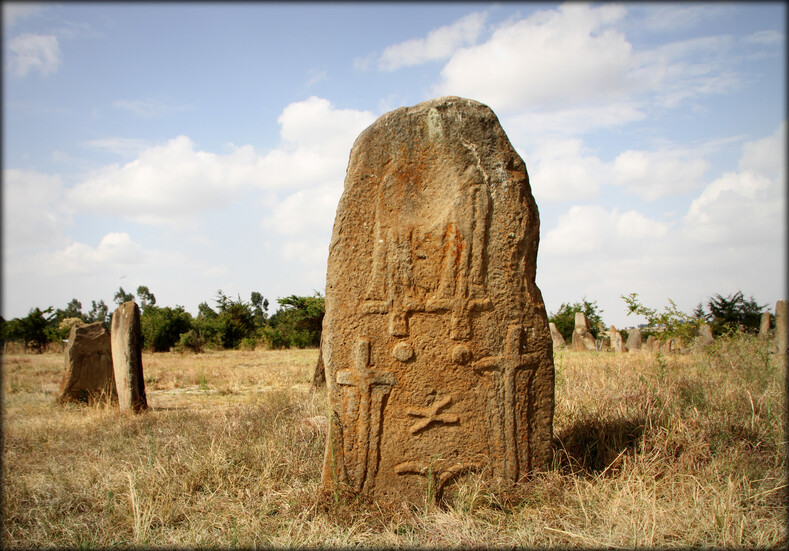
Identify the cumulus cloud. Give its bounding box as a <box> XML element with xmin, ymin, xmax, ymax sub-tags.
<box><xmin>66</xmin><ymin>96</ymin><xmax>375</xmax><ymax>243</ymax></box>
<box><xmin>7</xmin><ymin>33</ymin><xmax>61</xmax><ymax>77</ymax></box>
<box><xmin>3</xmin><ymin>169</ymin><xmax>69</xmax><ymax>251</ymax></box>
<box><xmin>526</xmin><ymin>139</ymin><xmax>607</xmax><ymax>202</ymax></box>
<box><xmin>537</xmin><ymin>123</ymin><xmax>786</xmax><ymax>326</ymax></box>
<box><xmin>434</xmin><ymin>3</ymin><xmax>632</xmax><ymax>112</ymax></box>
<box><xmin>44</xmin><ymin>232</ymin><xmax>144</xmax><ymax>275</ymax></box>
<box><xmin>542</xmin><ymin>204</ymin><xmax>669</xmax><ymax>257</ymax></box>
<box><xmin>67</xmin><ymin>135</ymin><xmax>260</xmax><ymax>225</ymax></box>
<box><xmin>611</xmin><ymin>148</ymin><xmax>709</xmax><ymax>200</ymax></box>
<box><xmin>378</xmin><ymin>11</ymin><xmax>488</xmax><ymax>71</ymax></box>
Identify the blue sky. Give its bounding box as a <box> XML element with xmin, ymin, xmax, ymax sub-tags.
<box><xmin>3</xmin><ymin>2</ymin><xmax>786</xmax><ymax>328</ymax></box>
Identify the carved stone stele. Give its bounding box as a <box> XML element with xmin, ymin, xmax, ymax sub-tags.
<box><xmin>110</xmin><ymin>301</ymin><xmax>147</xmax><ymax>413</ymax></box>
<box><xmin>58</xmin><ymin>322</ymin><xmax>117</xmax><ymax>404</ymax></box>
<box><xmin>321</xmin><ymin>97</ymin><xmax>554</xmax><ymax>504</ymax></box>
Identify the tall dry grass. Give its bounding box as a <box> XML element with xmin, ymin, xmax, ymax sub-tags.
<box><xmin>2</xmin><ymin>334</ymin><xmax>786</xmax><ymax>548</ymax></box>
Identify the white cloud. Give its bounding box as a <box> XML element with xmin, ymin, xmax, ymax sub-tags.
<box><xmin>277</xmin><ymin>96</ymin><xmax>374</xmax><ymax>152</ymax></box>
<box><xmin>67</xmin><ymin>135</ymin><xmax>260</xmax><ymax>225</ymax></box>
<box><xmin>44</xmin><ymin>232</ymin><xmax>144</xmax><ymax>276</ymax></box>
<box><xmin>542</xmin><ymin>204</ymin><xmax>669</xmax><ymax>257</ymax></box>
<box><xmin>113</xmin><ymin>98</ymin><xmax>190</xmax><ymax>118</ymax></box>
<box><xmin>378</xmin><ymin>11</ymin><xmax>488</xmax><ymax>71</ymax></box>
<box><xmin>7</xmin><ymin>33</ymin><xmax>61</xmax><ymax>77</ymax></box>
<box><xmin>537</xmin><ymin>123</ymin><xmax>786</xmax><ymax>327</ymax></box>
<box><xmin>262</xmin><ymin>184</ymin><xmax>342</xmax><ymax>237</ymax></box>
<box><xmin>2</xmin><ymin>169</ymin><xmax>69</xmax><ymax>252</ymax></box>
<box><xmin>526</xmin><ymin>139</ymin><xmax>607</xmax><ymax>202</ymax></box>
<box><xmin>2</xmin><ymin>3</ymin><xmax>45</xmax><ymax>28</ymax></box>
<box><xmin>82</xmin><ymin>137</ymin><xmax>152</xmax><ymax>157</ymax></box>
<box><xmin>434</xmin><ymin>3</ymin><xmax>632</xmax><ymax>112</ymax></box>
<box><xmin>65</xmin><ymin>97</ymin><xmax>375</xmax><ymax>237</ymax></box>
<box><xmin>502</xmin><ymin>103</ymin><xmax>647</xmax><ymax>145</ymax></box>
<box><xmin>611</xmin><ymin>148</ymin><xmax>709</xmax><ymax>200</ymax></box>
<box><xmin>739</xmin><ymin>122</ymin><xmax>786</xmax><ymax>178</ymax></box>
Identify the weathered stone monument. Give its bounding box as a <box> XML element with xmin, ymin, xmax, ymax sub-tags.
<box><xmin>645</xmin><ymin>335</ymin><xmax>658</xmax><ymax>352</ymax></box>
<box><xmin>759</xmin><ymin>311</ymin><xmax>771</xmax><ymax>339</ymax></box>
<box><xmin>321</xmin><ymin>97</ymin><xmax>554</xmax><ymax>504</ymax></box>
<box><xmin>549</xmin><ymin>322</ymin><xmax>566</xmax><ymax>350</ymax></box>
<box><xmin>571</xmin><ymin>312</ymin><xmax>596</xmax><ymax>351</ymax></box>
<box><xmin>609</xmin><ymin>326</ymin><xmax>624</xmax><ymax>352</ymax></box>
<box><xmin>625</xmin><ymin>326</ymin><xmax>642</xmax><ymax>351</ymax></box>
<box><xmin>694</xmin><ymin>323</ymin><xmax>715</xmax><ymax>351</ymax></box>
<box><xmin>57</xmin><ymin>322</ymin><xmax>117</xmax><ymax>403</ymax></box>
<box><xmin>110</xmin><ymin>301</ymin><xmax>147</xmax><ymax>412</ymax></box>
<box><xmin>776</xmin><ymin>300</ymin><xmax>787</xmax><ymax>354</ymax></box>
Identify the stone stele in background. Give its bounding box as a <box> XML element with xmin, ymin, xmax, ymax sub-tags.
<box><xmin>694</xmin><ymin>323</ymin><xmax>715</xmax><ymax>351</ymax></box>
<box><xmin>111</xmin><ymin>301</ymin><xmax>148</xmax><ymax>412</ymax></box>
<box><xmin>776</xmin><ymin>300</ymin><xmax>787</xmax><ymax>354</ymax></box>
<box><xmin>549</xmin><ymin>322</ymin><xmax>566</xmax><ymax>350</ymax></box>
<box><xmin>321</xmin><ymin>96</ymin><xmax>555</xmax><ymax>505</ymax></box>
<box><xmin>57</xmin><ymin>322</ymin><xmax>117</xmax><ymax>404</ymax></box>
<box><xmin>759</xmin><ymin>311</ymin><xmax>771</xmax><ymax>339</ymax></box>
<box><xmin>625</xmin><ymin>326</ymin><xmax>642</xmax><ymax>351</ymax></box>
<box><xmin>609</xmin><ymin>326</ymin><xmax>624</xmax><ymax>352</ymax></box>
<box><xmin>571</xmin><ymin>312</ymin><xmax>596</xmax><ymax>351</ymax></box>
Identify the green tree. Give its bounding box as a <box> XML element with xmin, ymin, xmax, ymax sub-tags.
<box><xmin>263</xmin><ymin>293</ymin><xmax>325</xmax><ymax>348</ymax></box>
<box><xmin>250</xmin><ymin>291</ymin><xmax>269</xmax><ymax>327</ymax></box>
<box><xmin>113</xmin><ymin>287</ymin><xmax>134</xmax><ymax>305</ymax></box>
<box><xmin>87</xmin><ymin>300</ymin><xmax>110</xmax><ymax>328</ymax></box>
<box><xmin>621</xmin><ymin>293</ymin><xmax>702</xmax><ymax>343</ymax></box>
<box><xmin>8</xmin><ymin>307</ymin><xmax>55</xmax><ymax>353</ymax></box>
<box><xmin>136</xmin><ymin>285</ymin><xmax>157</xmax><ymax>312</ymax></box>
<box><xmin>548</xmin><ymin>298</ymin><xmax>604</xmax><ymax>342</ymax></box>
<box><xmin>696</xmin><ymin>291</ymin><xmax>766</xmax><ymax>336</ymax></box>
<box><xmin>141</xmin><ymin>305</ymin><xmax>192</xmax><ymax>352</ymax></box>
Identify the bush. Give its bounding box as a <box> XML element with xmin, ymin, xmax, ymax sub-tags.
<box><xmin>141</xmin><ymin>306</ymin><xmax>193</xmax><ymax>352</ymax></box>
<box><xmin>174</xmin><ymin>329</ymin><xmax>205</xmax><ymax>354</ymax></box>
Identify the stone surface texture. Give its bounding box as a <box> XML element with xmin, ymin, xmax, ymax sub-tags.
<box><xmin>776</xmin><ymin>300</ymin><xmax>788</xmax><ymax>354</ymax></box>
<box><xmin>110</xmin><ymin>301</ymin><xmax>147</xmax><ymax>412</ymax></box>
<box><xmin>625</xmin><ymin>327</ymin><xmax>642</xmax><ymax>351</ymax></box>
<box><xmin>58</xmin><ymin>322</ymin><xmax>117</xmax><ymax>403</ymax></box>
<box><xmin>571</xmin><ymin>312</ymin><xmax>596</xmax><ymax>351</ymax></box>
<box><xmin>549</xmin><ymin>322</ymin><xmax>566</xmax><ymax>350</ymax></box>
<box><xmin>321</xmin><ymin>96</ymin><xmax>554</xmax><ymax>504</ymax></box>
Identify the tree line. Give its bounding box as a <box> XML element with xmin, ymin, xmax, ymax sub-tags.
<box><xmin>549</xmin><ymin>290</ymin><xmax>774</xmax><ymax>345</ymax></box>
<box><xmin>2</xmin><ymin>287</ymin><xmax>772</xmax><ymax>353</ymax></box>
<box><xmin>0</xmin><ymin>286</ymin><xmax>325</xmax><ymax>353</ymax></box>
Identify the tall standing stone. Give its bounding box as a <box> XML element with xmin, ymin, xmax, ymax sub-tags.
<box><xmin>645</xmin><ymin>335</ymin><xmax>658</xmax><ymax>352</ymax></box>
<box><xmin>58</xmin><ymin>322</ymin><xmax>117</xmax><ymax>403</ymax></box>
<box><xmin>549</xmin><ymin>322</ymin><xmax>566</xmax><ymax>350</ymax></box>
<box><xmin>759</xmin><ymin>311</ymin><xmax>771</xmax><ymax>339</ymax></box>
<box><xmin>609</xmin><ymin>326</ymin><xmax>624</xmax><ymax>352</ymax></box>
<box><xmin>571</xmin><ymin>312</ymin><xmax>596</xmax><ymax>351</ymax></box>
<box><xmin>776</xmin><ymin>300</ymin><xmax>788</xmax><ymax>354</ymax></box>
<box><xmin>111</xmin><ymin>301</ymin><xmax>147</xmax><ymax>412</ymax></box>
<box><xmin>321</xmin><ymin>97</ymin><xmax>554</xmax><ymax>504</ymax></box>
<box><xmin>626</xmin><ymin>326</ymin><xmax>642</xmax><ymax>351</ymax></box>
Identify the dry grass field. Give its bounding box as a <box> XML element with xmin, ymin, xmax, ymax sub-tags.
<box><xmin>3</xmin><ymin>333</ymin><xmax>786</xmax><ymax>548</ymax></box>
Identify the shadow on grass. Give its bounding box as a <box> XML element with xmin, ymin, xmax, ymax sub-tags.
<box><xmin>553</xmin><ymin>416</ymin><xmax>646</xmax><ymax>475</ymax></box>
